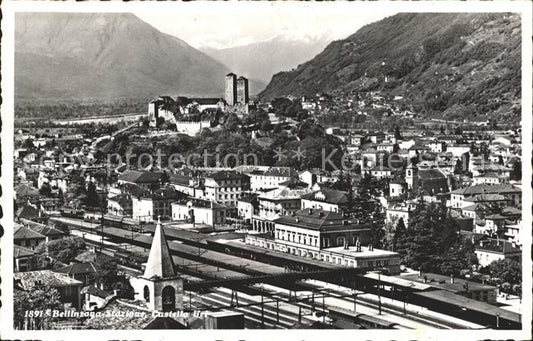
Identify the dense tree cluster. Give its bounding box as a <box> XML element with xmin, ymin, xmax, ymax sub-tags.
<box><xmin>480</xmin><ymin>258</ymin><xmax>521</xmax><ymax>294</ymax></box>
<box><xmin>35</xmin><ymin>236</ymin><xmax>87</xmax><ymax>266</ymax></box>
<box><xmin>14</xmin><ymin>287</ymin><xmax>62</xmax><ymax>330</ymax></box>
<box><xmin>15</xmin><ymin>100</ymin><xmax>147</xmax><ymax>120</ymax></box>
<box><xmin>391</xmin><ymin>201</ymin><xmax>478</xmax><ymax>275</ymax></box>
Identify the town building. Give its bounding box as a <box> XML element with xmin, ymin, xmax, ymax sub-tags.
<box><xmin>55</xmin><ymin>262</ymin><xmax>99</xmax><ymax>286</ymax></box>
<box><xmin>171</xmin><ymin>198</ymin><xmax>228</xmax><ymax>227</ymax></box>
<box><xmin>131</xmin><ymin>187</ymin><xmax>184</xmax><ymax>222</ymax></box>
<box><xmin>107</xmin><ymin>193</ymin><xmax>132</xmax><ymax>216</ymax></box>
<box><xmin>14</xmin><ymin>225</ymin><xmax>45</xmax><ymax>250</ymax></box>
<box><xmin>301</xmin><ymin>188</ymin><xmax>348</xmax><ymax>213</ymax></box>
<box><xmin>401</xmin><ymin>273</ymin><xmax>497</xmax><ymax>304</ymax></box>
<box><xmin>203</xmin><ymin>171</ymin><xmax>250</xmax><ymax>209</ymax></box>
<box><xmin>118</xmin><ymin>170</ymin><xmax>165</xmax><ymax>191</ymax></box>
<box><xmin>14</xmin><ymin>245</ymin><xmax>37</xmax><ymax>272</ymax></box>
<box><xmin>449</xmin><ymin>184</ymin><xmax>521</xmax><ymax>209</ymax></box>
<box><xmin>245</xmin><ymin>207</ymin><xmax>400</xmax><ymax>274</ymax></box>
<box><xmin>405</xmin><ymin>165</ymin><xmax>449</xmax><ymax>196</ymax></box>
<box><xmin>386</xmin><ymin>203</ymin><xmax>415</xmax><ymax>228</ymax></box>
<box><xmin>389</xmin><ymin>178</ymin><xmax>407</xmax><ymax>197</ymax></box>
<box><xmin>14</xmin><ymin>270</ymin><xmax>84</xmax><ymax>310</ymax></box>
<box><xmin>474</xmin><ymin>238</ymin><xmax>521</xmax><ymax>267</ymax></box>
<box><xmin>237</xmin><ymin>194</ymin><xmax>259</xmax><ymax>225</ymax></box>
<box><xmin>246</xmin><ymin>167</ymin><xmax>296</xmax><ymax>191</ymax></box>
<box><xmin>251</xmin><ymin>181</ymin><xmax>312</xmax><ymax>233</ymax></box>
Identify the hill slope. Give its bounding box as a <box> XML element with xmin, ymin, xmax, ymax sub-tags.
<box><xmin>260</xmin><ymin>13</ymin><xmax>521</xmax><ymax>122</ymax></box>
<box><xmin>201</xmin><ymin>35</ymin><xmax>331</xmax><ymax>85</ymax></box>
<box><xmin>15</xmin><ymin>13</ymin><xmax>262</xmax><ymax>102</ymax></box>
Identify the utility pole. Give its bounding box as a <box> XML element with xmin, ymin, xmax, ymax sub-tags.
<box><xmin>276</xmin><ymin>298</ymin><xmax>279</xmax><ymax>323</ymax></box>
<box><xmin>353</xmin><ymin>280</ymin><xmax>357</xmax><ymax>313</ymax></box>
<box><xmin>322</xmin><ymin>293</ymin><xmax>325</xmax><ymax>323</ymax></box>
<box><xmin>378</xmin><ymin>269</ymin><xmax>382</xmax><ymax>315</ymax></box>
<box><xmin>261</xmin><ymin>294</ymin><xmax>264</xmax><ymax>329</ymax></box>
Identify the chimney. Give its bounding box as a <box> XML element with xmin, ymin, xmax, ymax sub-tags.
<box><xmin>419</xmin><ymin>269</ymin><xmax>423</xmax><ymax>277</ymax></box>
<box><xmin>450</xmin><ymin>274</ymin><xmax>455</xmax><ymax>284</ymax></box>
<box><xmin>309</xmin><ymin>208</ymin><xmax>313</xmax><ymax>215</ymax></box>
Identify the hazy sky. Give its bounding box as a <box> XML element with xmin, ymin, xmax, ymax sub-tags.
<box><xmin>135</xmin><ymin>3</ymin><xmax>396</xmax><ymax>49</ymax></box>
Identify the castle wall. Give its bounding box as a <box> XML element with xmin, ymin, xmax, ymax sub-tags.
<box><xmin>175</xmin><ymin>121</ymin><xmax>211</xmax><ymax>136</ymax></box>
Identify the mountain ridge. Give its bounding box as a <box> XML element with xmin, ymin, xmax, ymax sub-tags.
<box><xmin>259</xmin><ymin>13</ymin><xmax>521</xmax><ymax>123</ymax></box>
<box><xmin>15</xmin><ymin>13</ymin><xmax>263</xmax><ymax>102</ymax></box>
<box><xmin>200</xmin><ymin>35</ymin><xmax>331</xmax><ymax>84</ymax></box>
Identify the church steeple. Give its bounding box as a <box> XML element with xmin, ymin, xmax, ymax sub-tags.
<box><xmin>144</xmin><ymin>217</ymin><xmax>176</xmax><ymax>278</ymax></box>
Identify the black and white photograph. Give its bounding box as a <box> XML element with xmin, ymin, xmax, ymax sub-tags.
<box><xmin>1</xmin><ymin>1</ymin><xmax>531</xmax><ymax>339</ymax></box>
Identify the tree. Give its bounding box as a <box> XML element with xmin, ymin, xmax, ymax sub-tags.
<box><xmin>260</xmin><ymin>119</ymin><xmax>272</xmax><ymax>132</ymax></box>
<box><xmin>368</xmin><ymin>202</ymin><xmax>386</xmax><ymax>249</ymax></box>
<box><xmin>14</xmin><ymin>287</ymin><xmax>62</xmax><ymax>329</ymax></box>
<box><xmin>510</xmin><ymin>159</ymin><xmax>521</xmax><ymax>181</ymax></box>
<box><xmin>23</xmin><ymin>138</ymin><xmax>35</xmax><ymax>150</ymax></box>
<box><xmin>84</xmin><ymin>181</ymin><xmax>100</xmax><ymax>207</ymax></box>
<box><xmin>39</xmin><ymin>182</ymin><xmax>52</xmax><ymax>197</ymax></box>
<box><xmin>392</xmin><ymin>201</ymin><xmax>477</xmax><ymax>274</ymax></box>
<box><xmin>57</xmin><ymin>188</ymin><xmax>64</xmax><ymax>206</ymax></box>
<box><xmin>94</xmin><ymin>253</ymin><xmax>119</xmax><ymax>289</ymax></box>
<box><xmin>484</xmin><ymin>258</ymin><xmax>521</xmax><ymax>287</ymax></box>
<box><xmin>35</xmin><ymin>236</ymin><xmax>86</xmax><ymax>265</ymax></box>
<box><xmin>394</xmin><ymin>125</ymin><xmax>402</xmax><ymax>140</ymax></box>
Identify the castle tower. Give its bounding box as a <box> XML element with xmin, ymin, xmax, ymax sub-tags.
<box><xmin>225</xmin><ymin>73</ymin><xmax>237</xmax><ymax>106</ymax></box>
<box><xmin>130</xmin><ymin>217</ymin><xmax>183</xmax><ymax>312</ymax></box>
<box><xmin>237</xmin><ymin>76</ymin><xmax>249</xmax><ymax>104</ymax></box>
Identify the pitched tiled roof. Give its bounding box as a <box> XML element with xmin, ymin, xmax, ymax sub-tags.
<box><xmin>80</xmin><ymin>285</ymin><xmax>113</xmax><ymax>299</ymax></box>
<box><xmin>16</xmin><ymin>205</ymin><xmax>41</xmax><ymax>220</ymax></box>
<box><xmin>55</xmin><ymin>262</ymin><xmax>98</xmax><ymax>276</ymax></box>
<box><xmin>450</xmin><ymin>184</ymin><xmax>521</xmax><ymax>195</ymax></box>
<box><xmin>263</xmin><ymin>167</ymin><xmax>296</xmax><ymax>177</ymax></box>
<box><xmin>118</xmin><ymin>170</ymin><xmax>163</xmax><ymax>184</ymax></box>
<box><xmin>14</xmin><ymin>270</ymin><xmax>83</xmax><ymax>289</ymax></box>
<box><xmin>14</xmin><ymin>245</ymin><xmax>36</xmax><ymax>258</ymax></box>
<box><xmin>15</xmin><ymin>184</ymin><xmax>40</xmax><ymax>197</ymax></box>
<box><xmin>301</xmin><ymin>188</ymin><xmax>348</xmax><ymax>204</ymax></box>
<box><xmin>191</xmin><ymin>97</ymin><xmax>222</xmax><ymax>105</ymax></box>
<box><xmin>239</xmin><ymin>193</ymin><xmax>259</xmax><ymax>204</ymax></box>
<box><xmin>476</xmin><ymin>239</ymin><xmax>521</xmax><ymax>255</ymax></box>
<box><xmin>14</xmin><ymin>226</ymin><xmax>46</xmax><ymax>240</ymax></box>
<box><xmin>108</xmin><ymin>194</ymin><xmax>132</xmax><ymax>207</ymax></box>
<box><xmin>169</xmin><ymin>173</ymin><xmax>192</xmax><ymax>186</ymax></box>
<box><xmin>143</xmin><ymin>317</ymin><xmax>189</xmax><ymax>329</ymax></box>
<box><xmin>274</xmin><ymin>208</ymin><xmax>363</xmax><ymax>231</ymax></box>
<box><xmin>207</xmin><ymin>171</ymin><xmax>249</xmax><ymax>181</ymax></box>
<box><xmin>152</xmin><ymin>187</ymin><xmax>184</xmax><ymax>200</ymax></box>
<box><xmin>463</xmin><ymin>194</ymin><xmax>509</xmax><ymax>202</ymax></box>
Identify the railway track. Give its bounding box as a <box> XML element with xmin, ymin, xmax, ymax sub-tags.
<box><xmin>58</xmin><ymin>217</ymin><xmax>498</xmax><ymax>329</ymax></box>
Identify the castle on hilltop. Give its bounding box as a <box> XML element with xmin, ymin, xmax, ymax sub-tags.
<box><xmin>148</xmin><ymin>73</ymin><xmax>254</xmax><ymax>134</ymax></box>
